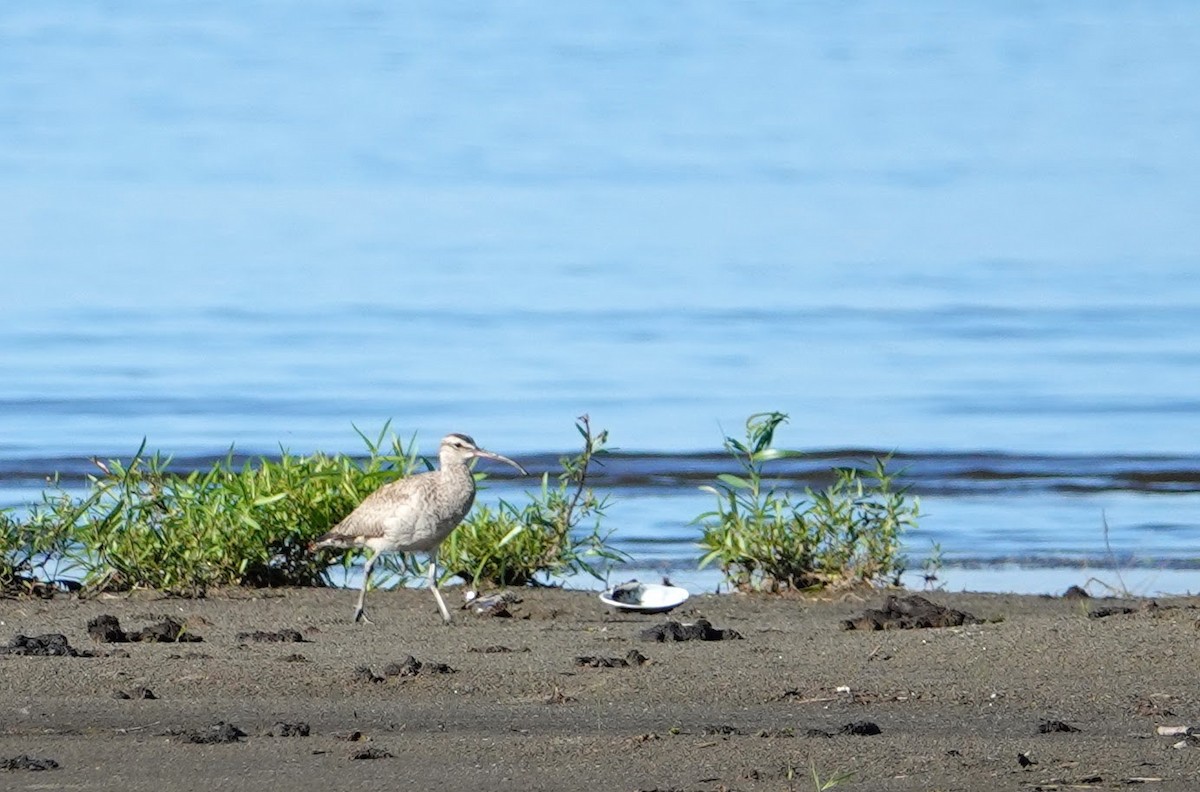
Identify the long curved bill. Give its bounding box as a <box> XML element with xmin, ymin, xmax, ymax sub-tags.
<box><xmin>473</xmin><ymin>448</ymin><xmax>528</xmax><ymax>476</ymax></box>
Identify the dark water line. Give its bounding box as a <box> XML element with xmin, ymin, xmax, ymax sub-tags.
<box><xmin>5</xmin><ymin>449</ymin><xmax>1200</xmax><ymax>495</ymax></box>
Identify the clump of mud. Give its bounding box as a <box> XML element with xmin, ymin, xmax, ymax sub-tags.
<box><xmin>0</xmin><ymin>633</ymin><xmax>93</xmax><ymax>657</ymax></box>
<box><xmin>87</xmin><ymin>615</ymin><xmax>202</xmax><ymax>643</ymax></box>
<box><xmin>167</xmin><ymin>722</ymin><xmax>247</xmax><ymax>744</ymax></box>
<box><xmin>350</xmin><ymin>747</ymin><xmax>393</xmax><ymax>760</ymax></box>
<box><xmin>639</xmin><ymin>618</ymin><xmax>743</xmax><ymax>642</ymax></box>
<box><xmin>805</xmin><ymin>721</ymin><xmax>883</xmax><ymax>738</ymax></box>
<box><xmin>841</xmin><ymin>595</ymin><xmax>981</xmax><ymax>631</ymax></box>
<box><xmin>266</xmin><ymin>722</ymin><xmax>310</xmax><ymax>737</ymax></box>
<box><xmin>236</xmin><ymin>629</ymin><xmax>305</xmax><ymax>643</ymax></box>
<box><xmin>354</xmin><ymin>655</ymin><xmax>457</xmax><ymax>682</ymax></box>
<box><xmin>1038</xmin><ymin>719</ymin><xmax>1080</xmax><ymax>733</ymax></box>
<box><xmin>1</xmin><ymin>754</ymin><xmax>60</xmax><ymax>771</ymax></box>
<box><xmin>575</xmin><ymin>649</ymin><xmax>649</xmax><ymax>668</ymax></box>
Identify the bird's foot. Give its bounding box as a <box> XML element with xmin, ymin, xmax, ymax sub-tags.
<box><xmin>353</xmin><ymin>608</ymin><xmax>373</xmax><ymax>625</ymax></box>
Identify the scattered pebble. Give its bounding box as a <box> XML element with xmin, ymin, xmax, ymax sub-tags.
<box><xmin>112</xmin><ymin>687</ymin><xmax>156</xmax><ymax>700</ymax></box>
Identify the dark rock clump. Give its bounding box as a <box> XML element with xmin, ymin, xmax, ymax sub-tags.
<box><xmin>575</xmin><ymin>650</ymin><xmax>649</xmax><ymax>668</ymax></box>
<box><xmin>840</xmin><ymin>720</ymin><xmax>882</xmax><ymax>736</ymax></box>
<box><xmin>267</xmin><ymin>722</ymin><xmax>311</xmax><ymax>737</ymax></box>
<box><xmin>130</xmin><ymin>617</ymin><xmax>202</xmax><ymax>643</ymax></box>
<box><xmin>87</xmin><ymin>615</ymin><xmax>202</xmax><ymax>643</ymax></box>
<box><xmin>639</xmin><ymin>618</ymin><xmax>743</xmax><ymax>642</ymax></box>
<box><xmin>1</xmin><ymin>755</ymin><xmax>60</xmax><ymax>771</ymax></box>
<box><xmin>1038</xmin><ymin>719</ymin><xmax>1080</xmax><ymax>733</ymax></box>
<box><xmin>0</xmin><ymin>633</ymin><xmax>91</xmax><ymax>657</ymax></box>
<box><xmin>87</xmin><ymin>614</ymin><xmax>127</xmax><ymax>642</ymax></box>
<box><xmin>236</xmin><ymin>629</ymin><xmax>305</xmax><ymax>643</ymax></box>
<box><xmin>841</xmin><ymin>595</ymin><xmax>982</xmax><ymax>631</ymax></box>
<box><xmin>168</xmin><ymin>722</ymin><xmax>247</xmax><ymax>744</ymax></box>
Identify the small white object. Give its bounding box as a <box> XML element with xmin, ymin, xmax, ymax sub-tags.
<box><xmin>599</xmin><ymin>581</ymin><xmax>690</xmax><ymax>613</ymax></box>
<box><xmin>1158</xmin><ymin>725</ymin><xmax>1194</xmax><ymax>736</ymax></box>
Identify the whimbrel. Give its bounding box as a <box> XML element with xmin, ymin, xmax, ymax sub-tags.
<box><xmin>313</xmin><ymin>433</ymin><xmax>526</xmax><ymax>624</ymax></box>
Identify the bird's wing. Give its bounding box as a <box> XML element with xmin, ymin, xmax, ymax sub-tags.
<box><xmin>315</xmin><ymin>476</ymin><xmax>425</xmax><ymax>543</ymax></box>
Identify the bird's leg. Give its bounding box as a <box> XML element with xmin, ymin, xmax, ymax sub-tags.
<box><xmin>354</xmin><ymin>550</ymin><xmax>380</xmax><ymax>624</ymax></box>
<box><xmin>427</xmin><ymin>553</ymin><xmax>452</xmax><ymax>625</ymax></box>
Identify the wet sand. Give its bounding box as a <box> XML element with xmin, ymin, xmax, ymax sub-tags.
<box><xmin>2</xmin><ymin>586</ymin><xmax>1200</xmax><ymax>791</ymax></box>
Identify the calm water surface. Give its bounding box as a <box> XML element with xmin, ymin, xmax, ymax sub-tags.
<box><xmin>3</xmin><ymin>3</ymin><xmax>1200</xmax><ymax>593</ymax></box>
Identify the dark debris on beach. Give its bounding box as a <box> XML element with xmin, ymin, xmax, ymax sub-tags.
<box><xmin>236</xmin><ymin>628</ymin><xmax>306</xmax><ymax>643</ymax></box>
<box><xmin>87</xmin><ymin>614</ymin><xmax>203</xmax><ymax>643</ymax></box>
<box><xmin>1</xmin><ymin>754</ymin><xmax>60</xmax><ymax>771</ymax></box>
<box><xmin>0</xmin><ymin>633</ymin><xmax>92</xmax><ymax>657</ymax></box>
<box><xmin>639</xmin><ymin>618</ymin><xmax>743</xmax><ymax>642</ymax></box>
<box><xmin>841</xmin><ymin>594</ymin><xmax>982</xmax><ymax>631</ymax></box>
<box><xmin>167</xmin><ymin>721</ymin><xmax>247</xmax><ymax>744</ymax></box>
<box><xmin>575</xmin><ymin>649</ymin><xmax>649</xmax><ymax>668</ymax></box>
<box><xmin>355</xmin><ymin>655</ymin><xmax>457</xmax><ymax>683</ymax></box>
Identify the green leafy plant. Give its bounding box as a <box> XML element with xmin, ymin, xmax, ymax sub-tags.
<box><xmin>921</xmin><ymin>541</ymin><xmax>944</xmax><ymax>590</ymax></box>
<box><xmin>697</xmin><ymin>411</ymin><xmax>918</xmax><ymax>592</ymax></box>
<box><xmin>1</xmin><ymin>490</ymin><xmax>79</xmax><ymax>596</ymax></box>
<box><xmin>32</xmin><ymin>426</ymin><xmax>423</xmax><ymax>594</ymax></box>
<box><xmin>439</xmin><ymin>415</ymin><xmax>625</xmax><ymax>587</ymax></box>
<box><xmin>809</xmin><ymin>763</ymin><xmax>856</xmax><ymax>790</ymax></box>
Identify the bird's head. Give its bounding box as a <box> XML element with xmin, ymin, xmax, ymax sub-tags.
<box><xmin>439</xmin><ymin>433</ymin><xmax>527</xmax><ymax>475</ymax></box>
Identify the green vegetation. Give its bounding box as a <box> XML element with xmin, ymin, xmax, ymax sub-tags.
<box><xmin>808</xmin><ymin>763</ymin><xmax>856</xmax><ymax>790</ymax></box>
<box><xmin>4</xmin><ymin>410</ymin><xmax>921</xmax><ymax>599</ymax></box>
<box><xmin>439</xmin><ymin>415</ymin><xmax>624</xmax><ymax>587</ymax></box>
<box><xmin>1</xmin><ymin>420</ymin><xmax>625</xmax><ymax>597</ymax></box>
<box><xmin>697</xmin><ymin>412</ymin><xmax>918</xmax><ymax>592</ymax></box>
<box><xmin>1</xmin><ymin>492</ymin><xmax>76</xmax><ymax>596</ymax></box>
<box><xmin>2</xmin><ymin>427</ymin><xmax>421</xmax><ymax>595</ymax></box>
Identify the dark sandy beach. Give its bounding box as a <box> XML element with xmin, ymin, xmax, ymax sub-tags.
<box><xmin>2</xmin><ymin>585</ymin><xmax>1199</xmax><ymax>791</ymax></box>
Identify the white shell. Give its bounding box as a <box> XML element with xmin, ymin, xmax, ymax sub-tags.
<box><xmin>599</xmin><ymin>581</ymin><xmax>690</xmax><ymax>613</ymax></box>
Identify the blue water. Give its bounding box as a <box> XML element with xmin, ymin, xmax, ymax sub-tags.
<box><xmin>3</xmin><ymin>3</ymin><xmax>1200</xmax><ymax>594</ymax></box>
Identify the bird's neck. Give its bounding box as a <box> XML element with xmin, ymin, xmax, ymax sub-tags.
<box><xmin>439</xmin><ymin>459</ymin><xmax>475</xmax><ymax>484</ymax></box>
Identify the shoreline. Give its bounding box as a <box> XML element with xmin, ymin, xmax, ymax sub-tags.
<box><xmin>321</xmin><ymin>563</ymin><xmax>1200</xmax><ymax>600</ymax></box>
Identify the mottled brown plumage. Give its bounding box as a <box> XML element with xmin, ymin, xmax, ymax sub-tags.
<box><xmin>314</xmin><ymin>433</ymin><xmax>526</xmax><ymax>624</ymax></box>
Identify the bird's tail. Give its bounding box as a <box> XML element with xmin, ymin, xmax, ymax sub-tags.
<box><xmin>309</xmin><ymin>531</ymin><xmax>362</xmax><ymax>552</ymax></box>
